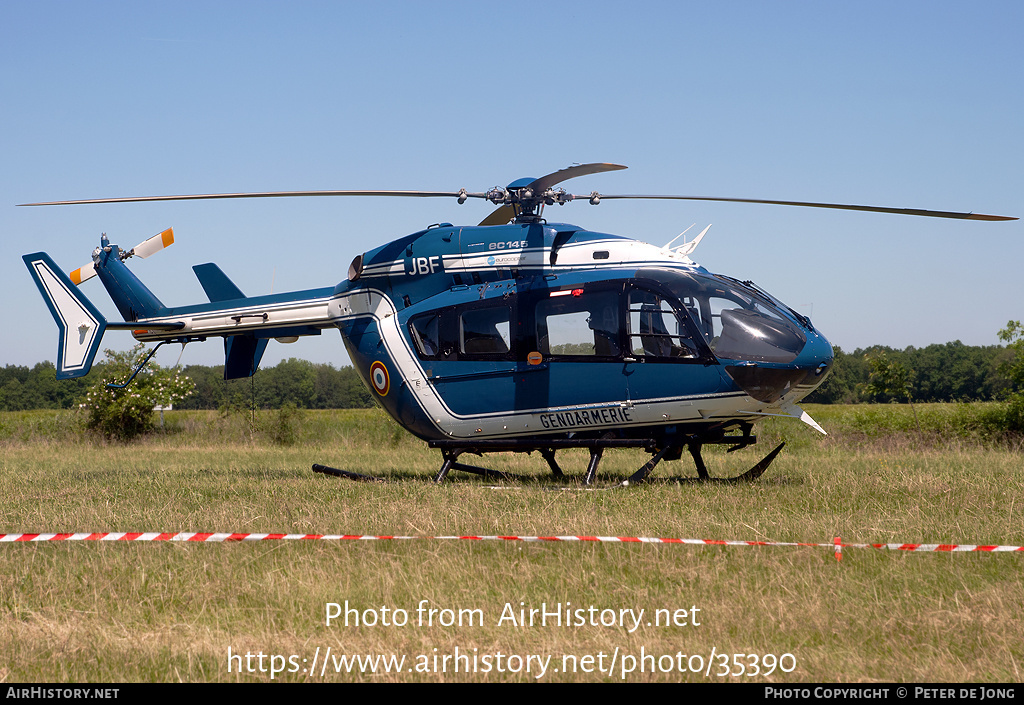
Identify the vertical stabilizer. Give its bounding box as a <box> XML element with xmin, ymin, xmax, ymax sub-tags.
<box><xmin>23</xmin><ymin>252</ymin><xmax>108</xmax><ymax>379</ymax></box>
<box><xmin>224</xmin><ymin>335</ymin><xmax>269</xmax><ymax>379</ymax></box>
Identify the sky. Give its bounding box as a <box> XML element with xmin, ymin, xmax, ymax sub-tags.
<box><xmin>3</xmin><ymin>1</ymin><xmax>1022</xmax><ymax>372</ymax></box>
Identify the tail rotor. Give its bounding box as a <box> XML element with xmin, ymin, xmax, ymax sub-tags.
<box><xmin>69</xmin><ymin>228</ymin><xmax>174</xmax><ymax>286</ymax></box>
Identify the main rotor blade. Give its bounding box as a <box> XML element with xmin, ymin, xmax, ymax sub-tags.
<box><xmin>579</xmin><ymin>194</ymin><xmax>1017</xmax><ymax>221</ymax></box>
<box><xmin>479</xmin><ymin>204</ymin><xmax>516</xmax><ymax>227</ymax></box>
<box><xmin>18</xmin><ymin>190</ymin><xmax>490</xmax><ymax>206</ymax></box>
<box><xmin>528</xmin><ymin>163</ymin><xmax>627</xmax><ymax>192</ymax></box>
<box><xmin>18</xmin><ymin>166</ymin><xmax>629</xmax><ymax>210</ymax></box>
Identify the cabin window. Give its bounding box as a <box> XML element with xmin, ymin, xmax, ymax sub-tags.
<box><xmin>409</xmin><ymin>300</ymin><xmax>517</xmax><ymax>361</ymax></box>
<box><xmin>460</xmin><ymin>306</ymin><xmax>511</xmax><ymax>355</ymax></box>
<box><xmin>409</xmin><ymin>312</ymin><xmax>442</xmax><ymax>359</ymax></box>
<box><xmin>535</xmin><ymin>289</ymin><xmax>620</xmax><ymax>357</ymax></box>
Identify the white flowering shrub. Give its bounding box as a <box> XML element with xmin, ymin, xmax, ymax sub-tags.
<box><xmin>81</xmin><ymin>343</ymin><xmax>195</xmax><ymax>440</ymax></box>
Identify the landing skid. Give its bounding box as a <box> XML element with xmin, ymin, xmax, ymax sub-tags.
<box><xmin>312</xmin><ymin>464</ymin><xmax>389</xmax><ymax>483</ymax></box>
<box><xmin>623</xmin><ymin>441</ymin><xmax>785</xmax><ymax>485</ymax></box>
<box><xmin>312</xmin><ymin>435</ymin><xmax>784</xmax><ymax>486</ymax></box>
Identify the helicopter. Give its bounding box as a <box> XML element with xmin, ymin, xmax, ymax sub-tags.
<box><xmin>21</xmin><ymin>163</ymin><xmax>1017</xmax><ymax>485</ymax></box>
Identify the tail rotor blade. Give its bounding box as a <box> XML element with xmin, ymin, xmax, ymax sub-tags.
<box><xmin>70</xmin><ymin>262</ymin><xmax>97</xmax><ymax>285</ymax></box>
<box><xmin>69</xmin><ymin>227</ymin><xmax>174</xmax><ymax>284</ymax></box>
<box><xmin>131</xmin><ymin>227</ymin><xmax>174</xmax><ymax>258</ymax></box>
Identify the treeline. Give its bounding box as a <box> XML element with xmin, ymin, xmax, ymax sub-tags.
<box><xmin>2</xmin><ymin>340</ymin><xmax>1019</xmax><ymax>411</ymax></box>
<box><xmin>0</xmin><ymin>358</ymin><xmax>374</xmax><ymax>411</ymax></box>
<box><xmin>805</xmin><ymin>342</ymin><xmax>1017</xmax><ymax>404</ymax></box>
<box><xmin>179</xmin><ymin>359</ymin><xmax>374</xmax><ymax>410</ymax></box>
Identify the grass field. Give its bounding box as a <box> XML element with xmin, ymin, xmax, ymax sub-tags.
<box><xmin>1</xmin><ymin>405</ymin><xmax>1021</xmax><ymax>682</ymax></box>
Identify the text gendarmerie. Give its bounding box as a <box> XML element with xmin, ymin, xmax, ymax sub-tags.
<box><xmin>538</xmin><ymin>407</ymin><xmax>633</xmax><ymax>430</ymax></box>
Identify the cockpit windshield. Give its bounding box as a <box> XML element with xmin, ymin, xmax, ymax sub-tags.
<box><xmin>639</xmin><ymin>269</ymin><xmax>808</xmax><ymax>363</ymax></box>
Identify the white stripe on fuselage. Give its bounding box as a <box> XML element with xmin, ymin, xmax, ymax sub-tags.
<box><xmin>361</xmin><ymin>238</ymin><xmax>693</xmax><ymax>280</ymax></box>
<box><xmin>132</xmin><ymin>296</ymin><xmax>332</xmax><ymax>341</ymax></box>
<box><xmin>328</xmin><ymin>288</ymin><xmax>781</xmax><ymax>440</ymax></box>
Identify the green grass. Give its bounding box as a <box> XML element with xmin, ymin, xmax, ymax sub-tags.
<box><xmin>0</xmin><ymin>405</ymin><xmax>1021</xmax><ymax>682</ymax></box>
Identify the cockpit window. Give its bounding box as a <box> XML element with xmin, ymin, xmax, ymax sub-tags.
<box><xmin>628</xmin><ymin>289</ymin><xmax>700</xmax><ymax>359</ymax></box>
<box><xmin>640</xmin><ymin>269</ymin><xmax>808</xmax><ymax>363</ymax></box>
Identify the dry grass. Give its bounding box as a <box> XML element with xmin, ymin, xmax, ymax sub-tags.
<box><xmin>0</xmin><ymin>406</ymin><xmax>1022</xmax><ymax>682</ymax></box>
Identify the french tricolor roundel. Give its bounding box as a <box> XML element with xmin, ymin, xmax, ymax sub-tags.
<box><xmin>370</xmin><ymin>361</ymin><xmax>390</xmax><ymax>396</ymax></box>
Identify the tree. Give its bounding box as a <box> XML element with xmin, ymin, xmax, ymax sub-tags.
<box><xmin>863</xmin><ymin>350</ymin><xmax>921</xmax><ymax>432</ymax></box>
<box><xmin>804</xmin><ymin>346</ymin><xmax>869</xmax><ymax>403</ymax></box>
<box><xmin>81</xmin><ymin>344</ymin><xmax>195</xmax><ymax>440</ymax></box>
<box><xmin>997</xmin><ymin>320</ymin><xmax>1024</xmax><ymax>433</ymax></box>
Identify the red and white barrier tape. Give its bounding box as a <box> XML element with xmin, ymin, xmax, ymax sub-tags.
<box><xmin>1</xmin><ymin>532</ymin><xmax>1022</xmax><ymax>558</ymax></box>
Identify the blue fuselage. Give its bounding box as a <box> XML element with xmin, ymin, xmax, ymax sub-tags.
<box><xmin>335</xmin><ymin>223</ymin><xmax>834</xmax><ymax>442</ymax></box>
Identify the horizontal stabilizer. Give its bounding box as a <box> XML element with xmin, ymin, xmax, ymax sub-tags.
<box><xmin>23</xmin><ymin>252</ymin><xmax>107</xmax><ymax>379</ymax></box>
<box><xmin>106</xmin><ymin>321</ymin><xmax>186</xmax><ymax>331</ymax></box>
<box><xmin>193</xmin><ymin>263</ymin><xmax>246</xmax><ymax>302</ymax></box>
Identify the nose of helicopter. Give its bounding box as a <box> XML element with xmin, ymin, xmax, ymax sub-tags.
<box><xmin>722</xmin><ymin>329</ymin><xmax>834</xmax><ymax>404</ymax></box>
<box><xmin>798</xmin><ymin>331</ymin><xmax>835</xmax><ymax>396</ymax></box>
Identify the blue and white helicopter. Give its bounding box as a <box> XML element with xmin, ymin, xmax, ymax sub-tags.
<box><xmin>21</xmin><ymin>164</ymin><xmax>1017</xmax><ymax>485</ymax></box>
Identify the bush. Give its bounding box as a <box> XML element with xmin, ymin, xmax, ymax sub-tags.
<box><xmin>998</xmin><ymin>321</ymin><xmax>1024</xmax><ymax>434</ymax></box>
<box><xmin>81</xmin><ymin>344</ymin><xmax>195</xmax><ymax>441</ymax></box>
<box><xmin>268</xmin><ymin>402</ymin><xmax>304</xmax><ymax>445</ymax></box>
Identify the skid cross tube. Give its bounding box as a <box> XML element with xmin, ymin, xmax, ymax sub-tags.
<box><xmin>539</xmin><ymin>449</ymin><xmax>564</xmax><ymax>478</ymax></box>
<box><xmin>433</xmin><ymin>449</ymin><xmax>521</xmax><ymax>483</ymax></box>
<box><xmin>583</xmin><ymin>448</ymin><xmax>604</xmax><ymax>485</ymax></box>
<box><xmin>625</xmin><ymin>444</ymin><xmax>677</xmax><ymax>485</ymax></box>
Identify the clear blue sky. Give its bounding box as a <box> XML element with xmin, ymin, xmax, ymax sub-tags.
<box><xmin>4</xmin><ymin>1</ymin><xmax>1021</xmax><ymax>371</ymax></box>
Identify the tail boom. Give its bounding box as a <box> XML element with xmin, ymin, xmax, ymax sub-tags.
<box><xmin>26</xmin><ymin>246</ymin><xmax>336</xmax><ymax>382</ymax></box>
